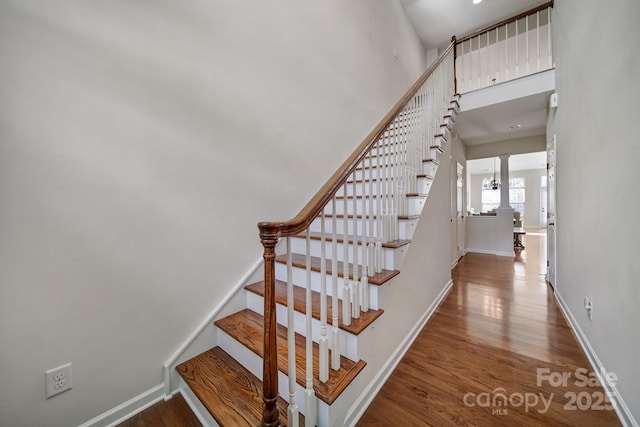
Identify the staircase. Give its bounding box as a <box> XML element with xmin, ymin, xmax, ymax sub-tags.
<box><xmin>175</xmin><ymin>45</ymin><xmax>459</xmax><ymax>426</ymax></box>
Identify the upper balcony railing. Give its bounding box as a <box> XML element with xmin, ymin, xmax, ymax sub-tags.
<box><xmin>454</xmin><ymin>1</ymin><xmax>554</xmax><ymax>94</ymax></box>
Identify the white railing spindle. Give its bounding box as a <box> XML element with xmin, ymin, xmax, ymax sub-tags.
<box><xmin>342</xmin><ymin>184</ymin><xmax>351</xmax><ymax>326</ymax></box>
<box><xmin>548</xmin><ymin>7</ymin><xmax>552</xmax><ymax>67</ymax></box>
<box><xmin>526</xmin><ymin>15</ymin><xmax>530</xmax><ymax>75</ymax></box>
<box><xmin>330</xmin><ymin>197</ymin><xmax>340</xmax><ymax>370</ymax></box>
<box><xmin>351</xmin><ymin>178</ymin><xmax>360</xmax><ymax>319</ymax></box>
<box><xmin>516</xmin><ymin>18</ymin><xmax>520</xmax><ymax>78</ymax></box>
<box><xmin>536</xmin><ymin>11</ymin><xmax>541</xmax><ymax>71</ymax></box>
<box><xmin>495</xmin><ymin>27</ymin><xmax>500</xmax><ymax>84</ymax></box>
<box><xmin>319</xmin><ymin>213</ymin><xmax>328</xmax><ymax>382</ymax></box>
<box><xmin>304</xmin><ymin>228</ymin><xmax>316</xmax><ymax>423</ymax></box>
<box><xmin>286</xmin><ymin>237</ymin><xmax>299</xmax><ymax>427</ymax></box>
<box><xmin>361</xmin><ymin>155</ymin><xmax>370</xmax><ymax>312</ymax></box>
<box><xmin>505</xmin><ymin>22</ymin><xmax>510</xmax><ymax>81</ymax></box>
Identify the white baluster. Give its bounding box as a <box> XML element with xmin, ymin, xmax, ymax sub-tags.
<box><xmin>304</xmin><ymin>228</ymin><xmax>316</xmax><ymax>425</ymax></box>
<box><xmin>495</xmin><ymin>27</ymin><xmax>500</xmax><ymax>83</ymax></box>
<box><xmin>368</xmin><ymin>151</ymin><xmax>375</xmax><ymax>278</ymax></box>
<box><xmin>515</xmin><ymin>19</ymin><xmax>519</xmax><ymax>77</ymax></box>
<box><xmin>319</xmin><ymin>214</ymin><xmax>328</xmax><ymax>383</ymax></box>
<box><xmin>486</xmin><ymin>30</ymin><xmax>491</xmax><ymax>87</ymax></box>
<box><xmin>536</xmin><ymin>11</ymin><xmax>541</xmax><ymax>71</ymax></box>
<box><xmin>351</xmin><ymin>178</ymin><xmax>360</xmax><ymax>319</ymax></box>
<box><xmin>342</xmin><ymin>184</ymin><xmax>351</xmax><ymax>326</ymax></box>
<box><xmin>375</xmin><ymin>137</ymin><xmax>383</xmax><ymax>273</ymax></box>
<box><xmin>526</xmin><ymin>14</ymin><xmax>530</xmax><ymax>75</ymax></box>
<box><xmin>286</xmin><ymin>238</ymin><xmax>299</xmax><ymax>427</ymax></box>
<box><xmin>361</xmin><ymin>153</ymin><xmax>370</xmax><ymax>312</ymax></box>
<box><xmin>330</xmin><ymin>197</ymin><xmax>340</xmax><ymax>370</ymax></box>
<box><xmin>548</xmin><ymin>7</ymin><xmax>552</xmax><ymax>68</ymax></box>
<box><xmin>477</xmin><ymin>36</ymin><xmax>482</xmax><ymax>89</ymax></box>
<box><xmin>505</xmin><ymin>22</ymin><xmax>510</xmax><ymax>81</ymax></box>
<box><xmin>469</xmin><ymin>39</ymin><xmax>473</xmax><ymax>91</ymax></box>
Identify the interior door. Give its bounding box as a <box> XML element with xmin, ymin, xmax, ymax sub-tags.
<box><xmin>540</xmin><ymin>178</ymin><xmax>548</xmax><ymax>227</ymax></box>
<box><xmin>456</xmin><ymin>162</ymin><xmax>465</xmax><ymax>259</ymax></box>
<box><xmin>546</xmin><ymin>135</ymin><xmax>557</xmax><ymax>287</ymax></box>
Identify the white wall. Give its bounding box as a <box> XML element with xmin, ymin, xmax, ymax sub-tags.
<box><xmin>0</xmin><ymin>1</ymin><xmax>426</xmax><ymax>426</ymax></box>
<box><xmin>550</xmin><ymin>0</ymin><xmax>640</xmax><ymax>423</ymax></box>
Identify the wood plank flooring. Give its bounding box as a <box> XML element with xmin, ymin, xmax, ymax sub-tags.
<box><xmin>116</xmin><ymin>393</ymin><xmax>201</xmax><ymax>427</ymax></box>
<box><xmin>118</xmin><ymin>229</ymin><xmax>621</xmax><ymax>426</ymax></box>
<box><xmin>357</xmin><ymin>229</ymin><xmax>622</xmax><ymax>426</ymax></box>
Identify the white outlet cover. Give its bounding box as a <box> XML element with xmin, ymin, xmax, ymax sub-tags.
<box><xmin>45</xmin><ymin>363</ymin><xmax>72</xmax><ymax>398</ymax></box>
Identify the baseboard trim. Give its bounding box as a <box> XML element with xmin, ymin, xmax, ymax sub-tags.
<box><xmin>554</xmin><ymin>291</ymin><xmax>638</xmax><ymax>427</ymax></box>
<box><xmin>162</xmin><ymin>257</ymin><xmax>263</xmax><ymax>395</ymax></box>
<box><xmin>466</xmin><ymin>248</ymin><xmax>514</xmax><ymax>257</ymax></box>
<box><xmin>343</xmin><ymin>278</ymin><xmax>453</xmax><ymax>427</ymax></box>
<box><xmin>78</xmin><ymin>384</ymin><xmax>167</xmax><ymax>427</ymax></box>
<box><xmin>179</xmin><ymin>379</ymin><xmax>219</xmax><ymax>427</ymax></box>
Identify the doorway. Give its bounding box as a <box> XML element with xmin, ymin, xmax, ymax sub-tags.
<box><xmin>546</xmin><ymin>135</ymin><xmax>557</xmax><ymax>287</ymax></box>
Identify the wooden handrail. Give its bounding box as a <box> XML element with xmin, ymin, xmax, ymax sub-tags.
<box><xmin>455</xmin><ymin>1</ymin><xmax>553</xmax><ymax>45</ymax></box>
<box><xmin>258</xmin><ymin>40</ymin><xmax>454</xmax><ymax>426</ymax></box>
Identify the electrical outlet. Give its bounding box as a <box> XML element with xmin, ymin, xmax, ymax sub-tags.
<box><xmin>45</xmin><ymin>363</ymin><xmax>72</xmax><ymax>398</ymax></box>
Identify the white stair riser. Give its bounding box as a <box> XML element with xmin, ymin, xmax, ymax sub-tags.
<box><xmin>217</xmin><ymin>329</ymin><xmax>330</xmax><ymax>423</ymax></box>
<box><xmin>417</xmin><ymin>178</ymin><xmax>433</xmax><ymax>195</ymax></box>
<box><xmin>343</xmin><ymin>174</ymin><xmax>423</xmax><ymax>197</ymax></box>
<box><xmin>246</xmin><ymin>292</ymin><xmax>360</xmax><ymax>361</ymax></box>
<box><xmin>432</xmin><ymin>135</ymin><xmax>447</xmax><ymax>150</ymax></box>
<box><xmin>330</xmin><ymin>196</ymin><xmax>426</xmax><ymax>217</ymax></box>
<box><xmin>308</xmin><ymin>217</ymin><xmax>418</xmax><ymax>241</ymax></box>
<box><xmin>288</xmin><ymin>236</ymin><xmax>402</xmax><ymax>271</ymax></box>
<box><xmin>274</xmin><ymin>262</ymin><xmax>381</xmax><ymax>310</ymax></box>
<box><xmin>423</xmin><ymin>161</ymin><xmax>438</xmax><ymax>177</ymax></box>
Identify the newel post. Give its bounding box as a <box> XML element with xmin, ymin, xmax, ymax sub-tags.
<box><xmin>259</xmin><ymin>226</ymin><xmax>283</xmax><ymax>427</ymax></box>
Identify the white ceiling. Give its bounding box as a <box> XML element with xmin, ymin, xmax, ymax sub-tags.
<box><xmin>455</xmin><ymin>91</ymin><xmax>551</xmax><ymax>145</ymax></box>
<box><xmin>467</xmin><ymin>151</ymin><xmax>546</xmax><ymax>175</ymax></box>
<box><xmin>400</xmin><ymin>0</ymin><xmax>546</xmax><ymax>50</ymax></box>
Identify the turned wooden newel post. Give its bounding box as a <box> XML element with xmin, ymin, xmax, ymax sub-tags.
<box><xmin>259</xmin><ymin>224</ymin><xmax>283</xmax><ymax>427</ymax></box>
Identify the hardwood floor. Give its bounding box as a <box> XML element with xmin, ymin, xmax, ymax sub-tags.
<box><xmin>116</xmin><ymin>393</ymin><xmax>201</xmax><ymax>427</ymax></box>
<box><xmin>357</xmin><ymin>230</ymin><xmax>622</xmax><ymax>426</ymax></box>
<box><xmin>118</xmin><ymin>230</ymin><xmax>621</xmax><ymax>426</ymax></box>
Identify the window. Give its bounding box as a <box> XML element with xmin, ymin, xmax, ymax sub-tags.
<box><xmin>481</xmin><ymin>177</ymin><xmax>525</xmax><ymax>213</ymax></box>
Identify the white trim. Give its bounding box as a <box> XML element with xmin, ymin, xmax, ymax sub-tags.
<box><xmin>162</xmin><ymin>257</ymin><xmax>263</xmax><ymax>396</ymax></box>
<box><xmin>465</xmin><ymin>248</ymin><xmax>514</xmax><ymax>257</ymax></box>
<box><xmin>78</xmin><ymin>384</ymin><xmax>167</xmax><ymax>427</ymax></box>
<box><xmin>343</xmin><ymin>279</ymin><xmax>453</xmax><ymax>427</ymax></box>
<box><xmin>179</xmin><ymin>381</ymin><xmax>219</xmax><ymax>427</ymax></box>
<box><xmin>554</xmin><ymin>291</ymin><xmax>638</xmax><ymax>427</ymax></box>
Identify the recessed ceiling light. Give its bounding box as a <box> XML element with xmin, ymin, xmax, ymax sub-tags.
<box><xmin>473</xmin><ymin>0</ymin><xmax>482</xmax><ymax>4</ymax></box>
<box><xmin>509</xmin><ymin>124</ymin><xmax>522</xmax><ymax>130</ymax></box>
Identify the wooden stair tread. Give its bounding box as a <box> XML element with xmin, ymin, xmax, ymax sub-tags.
<box><xmin>245</xmin><ymin>280</ymin><xmax>384</xmax><ymax>335</ymax></box>
<box><xmin>293</xmin><ymin>231</ymin><xmax>411</xmax><ymax>249</ymax></box>
<box><xmin>275</xmin><ymin>253</ymin><xmax>400</xmax><ymax>285</ymax></box>
<box><xmin>423</xmin><ymin>158</ymin><xmax>439</xmax><ymax>164</ymax></box>
<box><xmin>215</xmin><ymin>309</ymin><xmax>367</xmax><ymax>405</ymax></box>
<box><xmin>176</xmin><ymin>347</ymin><xmax>304</xmax><ymax>426</ymax></box>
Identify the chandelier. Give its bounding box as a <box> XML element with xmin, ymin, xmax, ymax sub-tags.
<box><xmin>482</xmin><ymin>157</ymin><xmax>500</xmax><ymax>190</ymax></box>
